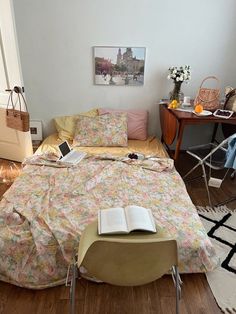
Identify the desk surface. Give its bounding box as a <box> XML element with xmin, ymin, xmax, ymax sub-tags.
<box><xmin>165</xmin><ymin>104</ymin><xmax>236</xmax><ymax>124</ymax></box>
<box><xmin>171</xmin><ymin>109</ymin><xmax>236</xmax><ymax>124</ymax></box>
<box><xmin>159</xmin><ymin>103</ymin><xmax>236</xmax><ymax>160</ymax></box>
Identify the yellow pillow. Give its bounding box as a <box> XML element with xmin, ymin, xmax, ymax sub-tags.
<box><xmin>54</xmin><ymin>108</ymin><xmax>98</xmax><ymax>140</ymax></box>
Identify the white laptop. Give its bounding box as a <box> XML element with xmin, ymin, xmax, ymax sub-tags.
<box><xmin>58</xmin><ymin>141</ymin><xmax>87</xmax><ymax>165</ymax></box>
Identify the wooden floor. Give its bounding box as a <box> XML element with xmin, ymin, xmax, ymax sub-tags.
<box><xmin>0</xmin><ymin>153</ymin><xmax>236</xmax><ymax>314</ymax></box>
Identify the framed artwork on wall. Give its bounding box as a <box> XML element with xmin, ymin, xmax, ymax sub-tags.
<box><xmin>94</xmin><ymin>46</ymin><xmax>146</xmax><ymax>86</ymax></box>
<box><xmin>29</xmin><ymin>120</ymin><xmax>43</xmax><ymax>141</ymax></box>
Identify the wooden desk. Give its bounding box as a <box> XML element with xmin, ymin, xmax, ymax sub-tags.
<box><xmin>159</xmin><ymin>103</ymin><xmax>236</xmax><ymax>160</ymax></box>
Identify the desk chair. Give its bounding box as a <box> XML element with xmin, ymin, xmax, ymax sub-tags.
<box><xmin>183</xmin><ymin>134</ymin><xmax>236</xmax><ymax>207</ymax></box>
<box><xmin>67</xmin><ymin>221</ymin><xmax>181</xmax><ymax>314</ymax></box>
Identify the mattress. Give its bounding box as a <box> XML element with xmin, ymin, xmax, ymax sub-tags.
<box><xmin>0</xmin><ymin>135</ymin><xmax>218</xmax><ymax>289</ymax></box>
<box><xmin>36</xmin><ymin>133</ymin><xmax>169</xmax><ymax>158</ymax></box>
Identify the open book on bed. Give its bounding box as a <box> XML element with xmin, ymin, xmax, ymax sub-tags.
<box><xmin>98</xmin><ymin>205</ymin><xmax>156</xmax><ymax>235</ymax></box>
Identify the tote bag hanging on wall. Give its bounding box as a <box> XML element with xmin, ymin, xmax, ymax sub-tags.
<box><xmin>6</xmin><ymin>86</ymin><xmax>30</xmax><ymax>132</ymax></box>
<box><xmin>194</xmin><ymin>76</ymin><xmax>221</xmax><ymax>111</ymax></box>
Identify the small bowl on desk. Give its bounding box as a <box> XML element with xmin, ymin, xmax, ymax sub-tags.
<box><xmin>181</xmin><ymin>102</ymin><xmax>192</xmax><ymax>108</ymax></box>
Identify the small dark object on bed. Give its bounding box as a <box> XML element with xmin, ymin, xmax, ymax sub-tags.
<box><xmin>128</xmin><ymin>153</ymin><xmax>138</xmax><ymax>159</ymax></box>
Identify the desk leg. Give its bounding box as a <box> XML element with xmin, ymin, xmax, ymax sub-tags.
<box><xmin>174</xmin><ymin>122</ymin><xmax>185</xmax><ymax>160</ymax></box>
<box><xmin>161</xmin><ymin>134</ymin><xmax>164</xmax><ymax>143</ymax></box>
<box><xmin>211</xmin><ymin>123</ymin><xmax>218</xmax><ymax>142</ymax></box>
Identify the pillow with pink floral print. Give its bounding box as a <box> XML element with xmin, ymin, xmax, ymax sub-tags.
<box><xmin>98</xmin><ymin>108</ymin><xmax>148</xmax><ymax>140</ymax></box>
<box><xmin>73</xmin><ymin>113</ymin><xmax>128</xmax><ymax>147</ymax></box>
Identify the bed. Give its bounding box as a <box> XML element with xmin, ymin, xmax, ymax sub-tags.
<box><xmin>0</xmin><ymin>110</ymin><xmax>218</xmax><ymax>289</ymax></box>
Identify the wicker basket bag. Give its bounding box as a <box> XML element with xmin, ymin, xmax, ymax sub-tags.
<box><xmin>194</xmin><ymin>76</ymin><xmax>221</xmax><ymax>111</ymax></box>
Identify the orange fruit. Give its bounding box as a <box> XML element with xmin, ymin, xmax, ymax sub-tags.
<box><xmin>194</xmin><ymin>104</ymin><xmax>203</xmax><ymax>113</ymax></box>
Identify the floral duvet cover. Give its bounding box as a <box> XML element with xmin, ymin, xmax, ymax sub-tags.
<box><xmin>0</xmin><ymin>155</ymin><xmax>217</xmax><ymax>289</ymax></box>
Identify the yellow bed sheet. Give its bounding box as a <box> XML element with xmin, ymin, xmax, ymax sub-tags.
<box><xmin>36</xmin><ymin>133</ymin><xmax>168</xmax><ymax>158</ymax></box>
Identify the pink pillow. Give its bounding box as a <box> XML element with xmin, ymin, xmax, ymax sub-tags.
<box><xmin>98</xmin><ymin>108</ymin><xmax>148</xmax><ymax>140</ymax></box>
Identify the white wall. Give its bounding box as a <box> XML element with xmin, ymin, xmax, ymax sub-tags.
<box><xmin>12</xmin><ymin>0</ymin><xmax>236</xmax><ymax>147</ymax></box>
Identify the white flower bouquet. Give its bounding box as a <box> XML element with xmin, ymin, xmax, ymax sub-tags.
<box><xmin>167</xmin><ymin>65</ymin><xmax>191</xmax><ymax>83</ymax></box>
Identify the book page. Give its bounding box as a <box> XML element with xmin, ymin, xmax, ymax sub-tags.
<box><xmin>98</xmin><ymin>207</ymin><xmax>128</xmax><ymax>234</ymax></box>
<box><xmin>125</xmin><ymin>205</ymin><xmax>156</xmax><ymax>233</ymax></box>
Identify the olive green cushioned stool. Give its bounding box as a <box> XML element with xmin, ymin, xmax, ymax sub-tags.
<box><xmin>67</xmin><ymin>220</ymin><xmax>181</xmax><ymax>314</ymax></box>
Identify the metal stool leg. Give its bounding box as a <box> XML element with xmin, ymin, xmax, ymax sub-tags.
<box><xmin>183</xmin><ymin>161</ymin><xmax>201</xmax><ymax>180</ymax></box>
<box><xmin>70</xmin><ymin>263</ymin><xmax>78</xmax><ymax>314</ymax></box>
<box><xmin>230</xmin><ymin>170</ymin><xmax>235</xmax><ymax>179</ymax></box>
<box><xmin>172</xmin><ymin>265</ymin><xmax>181</xmax><ymax>314</ymax></box>
<box><xmin>201</xmin><ymin>163</ymin><xmax>212</xmax><ymax>207</ymax></box>
<box><xmin>175</xmin><ymin>266</ymin><xmax>180</xmax><ymax>314</ymax></box>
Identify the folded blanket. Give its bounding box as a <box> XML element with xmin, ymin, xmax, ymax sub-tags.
<box><xmin>224</xmin><ymin>134</ymin><xmax>236</xmax><ymax>170</ymax></box>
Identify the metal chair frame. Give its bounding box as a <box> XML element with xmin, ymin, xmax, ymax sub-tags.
<box><xmin>183</xmin><ymin>136</ymin><xmax>235</xmax><ymax>207</ymax></box>
<box><xmin>66</xmin><ymin>221</ymin><xmax>182</xmax><ymax>314</ymax></box>
<box><xmin>67</xmin><ymin>261</ymin><xmax>181</xmax><ymax>314</ymax></box>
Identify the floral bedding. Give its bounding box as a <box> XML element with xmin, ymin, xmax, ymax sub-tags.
<box><xmin>0</xmin><ymin>154</ymin><xmax>218</xmax><ymax>289</ymax></box>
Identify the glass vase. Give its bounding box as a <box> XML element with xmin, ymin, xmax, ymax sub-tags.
<box><xmin>169</xmin><ymin>81</ymin><xmax>184</xmax><ymax>103</ymax></box>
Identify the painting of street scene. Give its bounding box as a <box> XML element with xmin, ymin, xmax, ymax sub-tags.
<box><xmin>94</xmin><ymin>46</ymin><xmax>146</xmax><ymax>86</ymax></box>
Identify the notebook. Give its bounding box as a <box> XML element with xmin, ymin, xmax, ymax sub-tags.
<box><xmin>58</xmin><ymin>141</ymin><xmax>87</xmax><ymax>164</ymax></box>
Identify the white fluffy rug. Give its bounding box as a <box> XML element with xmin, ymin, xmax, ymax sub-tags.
<box><xmin>198</xmin><ymin>206</ymin><xmax>236</xmax><ymax>314</ymax></box>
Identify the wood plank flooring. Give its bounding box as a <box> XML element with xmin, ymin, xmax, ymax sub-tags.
<box><xmin>1</xmin><ymin>153</ymin><xmax>236</xmax><ymax>314</ymax></box>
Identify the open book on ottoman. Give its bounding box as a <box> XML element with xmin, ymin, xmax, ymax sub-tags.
<box><xmin>98</xmin><ymin>205</ymin><xmax>156</xmax><ymax>235</ymax></box>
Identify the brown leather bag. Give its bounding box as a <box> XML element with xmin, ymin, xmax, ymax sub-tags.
<box><xmin>6</xmin><ymin>87</ymin><xmax>30</xmax><ymax>132</ymax></box>
<box><xmin>224</xmin><ymin>87</ymin><xmax>236</xmax><ymax>112</ymax></box>
<box><xmin>194</xmin><ymin>76</ymin><xmax>221</xmax><ymax>111</ymax></box>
